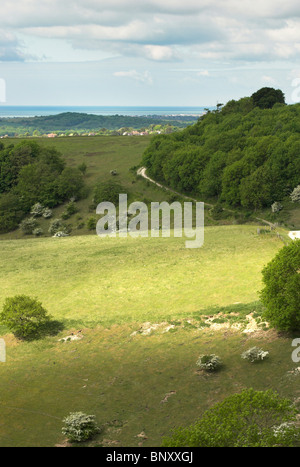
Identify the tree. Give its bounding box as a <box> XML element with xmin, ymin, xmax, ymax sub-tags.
<box><xmin>0</xmin><ymin>295</ymin><xmax>50</xmax><ymax>339</ymax></box>
<box><xmin>93</xmin><ymin>180</ymin><xmax>126</xmax><ymax>207</ymax></box>
<box><xmin>251</xmin><ymin>87</ymin><xmax>285</xmax><ymax>109</ymax></box>
<box><xmin>260</xmin><ymin>240</ymin><xmax>300</xmax><ymax>331</ymax></box>
<box><xmin>56</xmin><ymin>167</ymin><xmax>85</xmax><ymax>201</ymax></box>
<box><xmin>162</xmin><ymin>388</ymin><xmax>299</xmax><ymax>447</ymax></box>
<box><xmin>0</xmin><ymin>192</ymin><xmax>26</xmax><ymax>233</ymax></box>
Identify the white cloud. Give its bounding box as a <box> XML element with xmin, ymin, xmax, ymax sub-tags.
<box><xmin>113</xmin><ymin>70</ymin><xmax>153</xmax><ymax>85</ymax></box>
<box><xmin>144</xmin><ymin>45</ymin><xmax>179</xmax><ymax>61</ymax></box>
<box><xmin>261</xmin><ymin>75</ymin><xmax>277</xmax><ymax>85</ymax></box>
<box><xmin>197</xmin><ymin>70</ymin><xmax>210</xmax><ymax>77</ymax></box>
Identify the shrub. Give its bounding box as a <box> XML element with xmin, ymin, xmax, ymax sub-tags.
<box><xmin>93</xmin><ymin>180</ymin><xmax>127</xmax><ymax>207</ymax></box>
<box><xmin>42</xmin><ymin>207</ymin><xmax>52</xmax><ymax>219</ymax></box>
<box><xmin>271</xmin><ymin>202</ymin><xmax>283</xmax><ymax>213</ymax></box>
<box><xmin>290</xmin><ymin>185</ymin><xmax>300</xmax><ymax>203</ymax></box>
<box><xmin>196</xmin><ymin>354</ymin><xmax>222</xmax><ymax>372</ymax></box>
<box><xmin>62</xmin><ymin>412</ymin><xmax>100</xmax><ymax>442</ymax></box>
<box><xmin>86</xmin><ymin>217</ymin><xmax>97</xmax><ymax>231</ymax></box>
<box><xmin>241</xmin><ymin>346</ymin><xmax>269</xmax><ymax>363</ymax></box>
<box><xmin>19</xmin><ymin>217</ymin><xmax>38</xmax><ymax>234</ymax></box>
<box><xmin>260</xmin><ymin>240</ymin><xmax>300</xmax><ymax>331</ymax></box>
<box><xmin>162</xmin><ymin>388</ymin><xmax>299</xmax><ymax>447</ymax></box>
<box><xmin>48</xmin><ymin>218</ymin><xmax>67</xmax><ymax>236</ymax></box>
<box><xmin>65</xmin><ymin>201</ymin><xmax>78</xmax><ymax>216</ymax></box>
<box><xmin>30</xmin><ymin>202</ymin><xmax>45</xmax><ymax>217</ymax></box>
<box><xmin>0</xmin><ymin>295</ymin><xmax>50</xmax><ymax>339</ymax></box>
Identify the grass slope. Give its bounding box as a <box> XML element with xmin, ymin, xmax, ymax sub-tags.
<box><xmin>1</xmin><ymin>226</ymin><xmax>298</xmax><ymax>447</ymax></box>
<box><xmin>0</xmin><ymin>226</ymin><xmax>282</xmax><ymax>326</ymax></box>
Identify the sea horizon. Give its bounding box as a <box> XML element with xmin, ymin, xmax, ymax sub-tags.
<box><xmin>0</xmin><ymin>105</ymin><xmax>211</xmax><ymax>119</ymax></box>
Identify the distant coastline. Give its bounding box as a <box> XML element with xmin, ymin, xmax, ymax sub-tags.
<box><xmin>0</xmin><ymin>106</ymin><xmax>210</xmax><ymax>119</ymax></box>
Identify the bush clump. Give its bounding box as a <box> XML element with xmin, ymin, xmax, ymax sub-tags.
<box><xmin>0</xmin><ymin>295</ymin><xmax>50</xmax><ymax>339</ymax></box>
<box><xmin>62</xmin><ymin>412</ymin><xmax>100</xmax><ymax>442</ymax></box>
<box><xmin>241</xmin><ymin>346</ymin><xmax>269</xmax><ymax>363</ymax></box>
<box><xmin>290</xmin><ymin>185</ymin><xmax>300</xmax><ymax>203</ymax></box>
<box><xmin>30</xmin><ymin>202</ymin><xmax>45</xmax><ymax>217</ymax></box>
<box><xmin>196</xmin><ymin>354</ymin><xmax>222</xmax><ymax>372</ymax></box>
<box><xmin>19</xmin><ymin>217</ymin><xmax>38</xmax><ymax>234</ymax></box>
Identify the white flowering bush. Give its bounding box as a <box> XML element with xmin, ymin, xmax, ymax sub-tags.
<box><xmin>271</xmin><ymin>202</ymin><xmax>283</xmax><ymax>213</ymax></box>
<box><xmin>62</xmin><ymin>412</ymin><xmax>100</xmax><ymax>442</ymax></box>
<box><xmin>290</xmin><ymin>185</ymin><xmax>300</xmax><ymax>203</ymax></box>
<box><xmin>196</xmin><ymin>354</ymin><xmax>222</xmax><ymax>372</ymax></box>
<box><xmin>30</xmin><ymin>202</ymin><xmax>45</xmax><ymax>217</ymax></box>
<box><xmin>241</xmin><ymin>347</ymin><xmax>269</xmax><ymax>363</ymax></box>
<box><xmin>42</xmin><ymin>207</ymin><xmax>52</xmax><ymax>219</ymax></box>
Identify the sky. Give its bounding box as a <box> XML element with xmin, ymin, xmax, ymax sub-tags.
<box><xmin>1</xmin><ymin>0</ymin><xmax>300</xmax><ymax>106</ymax></box>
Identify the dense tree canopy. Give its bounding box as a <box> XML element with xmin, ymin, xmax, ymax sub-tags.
<box><xmin>0</xmin><ymin>141</ymin><xmax>85</xmax><ymax>233</ymax></box>
<box><xmin>142</xmin><ymin>91</ymin><xmax>300</xmax><ymax>209</ymax></box>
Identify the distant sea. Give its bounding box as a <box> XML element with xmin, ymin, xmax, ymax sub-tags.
<box><xmin>0</xmin><ymin>106</ymin><xmax>209</xmax><ymax>118</ymax></box>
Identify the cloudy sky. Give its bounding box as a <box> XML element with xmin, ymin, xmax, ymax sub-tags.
<box><xmin>1</xmin><ymin>0</ymin><xmax>300</xmax><ymax>106</ymax></box>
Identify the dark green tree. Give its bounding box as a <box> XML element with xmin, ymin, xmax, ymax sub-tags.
<box><xmin>251</xmin><ymin>87</ymin><xmax>286</xmax><ymax>109</ymax></box>
<box><xmin>0</xmin><ymin>295</ymin><xmax>50</xmax><ymax>339</ymax></box>
<box><xmin>260</xmin><ymin>240</ymin><xmax>300</xmax><ymax>331</ymax></box>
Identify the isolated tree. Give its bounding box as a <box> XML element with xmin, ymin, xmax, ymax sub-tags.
<box><xmin>260</xmin><ymin>240</ymin><xmax>300</xmax><ymax>331</ymax></box>
<box><xmin>0</xmin><ymin>295</ymin><xmax>50</xmax><ymax>339</ymax></box>
<box><xmin>162</xmin><ymin>388</ymin><xmax>299</xmax><ymax>447</ymax></box>
<box><xmin>251</xmin><ymin>87</ymin><xmax>285</xmax><ymax>109</ymax></box>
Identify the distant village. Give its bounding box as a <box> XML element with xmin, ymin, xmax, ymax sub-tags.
<box><xmin>0</xmin><ymin>124</ymin><xmax>178</xmax><ymax>139</ymax></box>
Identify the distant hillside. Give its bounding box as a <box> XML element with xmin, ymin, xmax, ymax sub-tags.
<box><xmin>142</xmin><ymin>89</ymin><xmax>300</xmax><ymax>211</ymax></box>
<box><xmin>0</xmin><ymin>112</ymin><xmax>199</xmax><ymax>136</ymax></box>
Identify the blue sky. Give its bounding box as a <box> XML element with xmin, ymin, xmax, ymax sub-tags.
<box><xmin>1</xmin><ymin>0</ymin><xmax>300</xmax><ymax>106</ymax></box>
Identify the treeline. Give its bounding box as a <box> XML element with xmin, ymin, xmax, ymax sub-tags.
<box><xmin>0</xmin><ymin>112</ymin><xmax>198</xmax><ymax>136</ymax></box>
<box><xmin>142</xmin><ymin>89</ymin><xmax>300</xmax><ymax>210</ymax></box>
<box><xmin>0</xmin><ymin>141</ymin><xmax>85</xmax><ymax>233</ymax></box>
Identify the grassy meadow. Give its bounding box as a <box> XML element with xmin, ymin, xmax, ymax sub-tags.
<box><xmin>0</xmin><ymin>136</ymin><xmax>299</xmax><ymax>447</ymax></box>
<box><xmin>1</xmin><ymin>224</ymin><xmax>299</xmax><ymax>447</ymax></box>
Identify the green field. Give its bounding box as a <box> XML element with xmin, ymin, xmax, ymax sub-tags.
<box><xmin>0</xmin><ymin>135</ymin><xmax>254</xmax><ymax>242</ymax></box>
<box><xmin>1</xmin><ymin>224</ymin><xmax>299</xmax><ymax>447</ymax></box>
<box><xmin>0</xmin><ymin>226</ymin><xmax>284</xmax><ymax>326</ymax></box>
<box><xmin>0</xmin><ymin>136</ymin><xmax>299</xmax><ymax>447</ymax></box>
